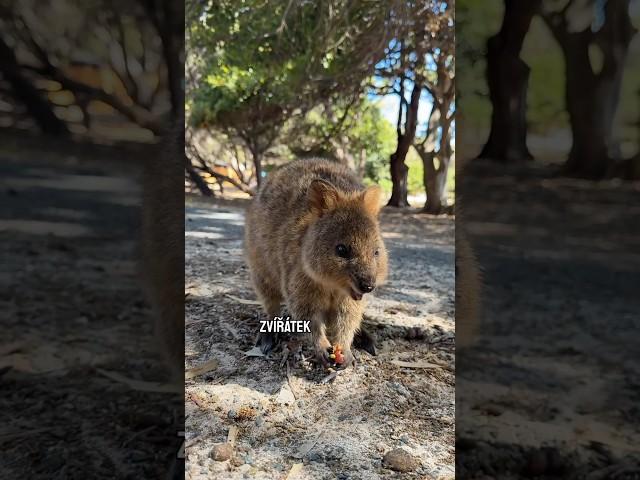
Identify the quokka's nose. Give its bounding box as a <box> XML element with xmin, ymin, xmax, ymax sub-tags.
<box><xmin>358</xmin><ymin>280</ymin><xmax>375</xmax><ymax>293</ymax></box>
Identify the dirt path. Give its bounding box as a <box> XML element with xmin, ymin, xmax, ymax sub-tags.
<box><xmin>457</xmin><ymin>160</ymin><xmax>640</xmax><ymax>477</ymax></box>
<box><xmin>0</xmin><ymin>138</ymin><xmax>182</xmax><ymax>478</ymax></box>
<box><xmin>185</xmin><ymin>196</ymin><xmax>455</xmax><ymax>479</ymax></box>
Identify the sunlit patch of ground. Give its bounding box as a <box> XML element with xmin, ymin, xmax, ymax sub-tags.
<box><xmin>185</xmin><ymin>195</ymin><xmax>455</xmax><ymax>479</ymax></box>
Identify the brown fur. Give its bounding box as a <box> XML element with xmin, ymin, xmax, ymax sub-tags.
<box><xmin>244</xmin><ymin>159</ymin><xmax>388</xmax><ymax>366</ymax></box>
<box><xmin>140</xmin><ymin>123</ymin><xmax>184</xmax><ymax>383</ymax></box>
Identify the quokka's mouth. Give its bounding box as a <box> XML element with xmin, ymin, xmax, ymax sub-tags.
<box><xmin>349</xmin><ymin>287</ymin><xmax>364</xmax><ymax>301</ymax></box>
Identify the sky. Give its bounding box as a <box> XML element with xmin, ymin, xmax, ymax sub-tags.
<box><xmin>374</xmin><ymin>89</ymin><xmax>434</xmax><ymax>137</ymax></box>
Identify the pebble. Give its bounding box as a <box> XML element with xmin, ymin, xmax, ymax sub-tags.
<box><xmin>383</xmin><ymin>448</ymin><xmax>420</xmax><ymax>472</ymax></box>
<box><xmin>211</xmin><ymin>443</ymin><xmax>234</xmax><ymax>461</ymax></box>
<box><xmin>255</xmin><ymin>415</ymin><xmax>265</xmax><ymax>427</ymax></box>
<box><xmin>227</xmin><ymin>409</ymin><xmax>238</xmax><ymax>419</ymax></box>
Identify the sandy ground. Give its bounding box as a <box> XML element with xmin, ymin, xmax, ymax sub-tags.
<box><xmin>0</xmin><ymin>137</ymin><xmax>182</xmax><ymax>478</ymax></box>
<box><xmin>457</xmin><ymin>159</ymin><xmax>640</xmax><ymax>478</ymax></box>
<box><xmin>184</xmin><ymin>195</ymin><xmax>455</xmax><ymax>479</ymax></box>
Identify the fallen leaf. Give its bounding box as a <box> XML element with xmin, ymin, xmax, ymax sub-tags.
<box><xmin>390</xmin><ymin>360</ymin><xmax>443</xmax><ymax>370</ymax></box>
<box><xmin>276</xmin><ymin>384</ymin><xmax>296</xmax><ymax>405</ymax></box>
<box><xmin>185</xmin><ymin>358</ymin><xmax>219</xmax><ymax>379</ymax></box>
<box><xmin>227</xmin><ymin>426</ymin><xmax>238</xmax><ymax>445</ymax></box>
<box><xmin>96</xmin><ymin>369</ymin><xmax>182</xmax><ymax>393</ymax></box>
<box><xmin>244</xmin><ymin>346</ymin><xmax>265</xmax><ymax>357</ymax></box>
<box><xmin>285</xmin><ymin>463</ymin><xmax>304</xmax><ymax>479</ymax></box>
<box><xmin>320</xmin><ymin>371</ymin><xmax>339</xmax><ymax>384</ymax></box>
<box><xmin>225</xmin><ymin>294</ymin><xmax>261</xmax><ymax>305</ymax></box>
<box><xmin>292</xmin><ymin>431</ymin><xmax>322</xmax><ymax>459</ymax></box>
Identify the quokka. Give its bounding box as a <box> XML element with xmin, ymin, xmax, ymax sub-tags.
<box><xmin>244</xmin><ymin>159</ymin><xmax>388</xmax><ymax>367</ymax></box>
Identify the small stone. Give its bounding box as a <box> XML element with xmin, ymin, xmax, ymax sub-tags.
<box><xmin>211</xmin><ymin>443</ymin><xmax>233</xmax><ymax>461</ymax></box>
<box><xmin>383</xmin><ymin>448</ymin><xmax>420</xmax><ymax>473</ymax></box>
<box><xmin>227</xmin><ymin>409</ymin><xmax>238</xmax><ymax>419</ymax></box>
<box><xmin>255</xmin><ymin>415</ymin><xmax>265</xmax><ymax>427</ymax></box>
<box><xmin>400</xmin><ymin>434</ymin><xmax>410</xmax><ymax>444</ymax></box>
<box><xmin>243</xmin><ymin>454</ymin><xmax>254</xmax><ymax>465</ymax></box>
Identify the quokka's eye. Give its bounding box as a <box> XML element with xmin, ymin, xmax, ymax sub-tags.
<box><xmin>374</xmin><ymin>249</ymin><xmax>380</xmax><ymax>257</ymax></box>
<box><xmin>335</xmin><ymin>244</ymin><xmax>349</xmax><ymax>258</ymax></box>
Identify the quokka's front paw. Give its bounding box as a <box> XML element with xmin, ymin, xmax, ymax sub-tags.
<box><xmin>319</xmin><ymin>345</ymin><xmax>356</xmax><ymax>369</ymax></box>
<box><xmin>337</xmin><ymin>348</ymin><xmax>356</xmax><ymax>369</ymax></box>
<box><xmin>314</xmin><ymin>344</ymin><xmax>333</xmax><ymax>367</ymax></box>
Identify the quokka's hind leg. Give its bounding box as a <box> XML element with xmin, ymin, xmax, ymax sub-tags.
<box><xmin>252</xmin><ymin>275</ymin><xmax>283</xmax><ymax>354</ymax></box>
<box><xmin>353</xmin><ymin>327</ymin><xmax>376</xmax><ymax>356</ymax></box>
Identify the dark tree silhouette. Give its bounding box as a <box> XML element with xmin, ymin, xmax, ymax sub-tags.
<box><xmin>388</xmin><ymin>79</ymin><xmax>423</xmax><ymax>207</ymax></box>
<box><xmin>542</xmin><ymin>0</ymin><xmax>636</xmax><ymax>178</ymax></box>
<box><xmin>479</xmin><ymin>0</ymin><xmax>541</xmax><ymax>163</ymax></box>
<box><xmin>0</xmin><ymin>36</ymin><xmax>69</xmax><ymax>136</ymax></box>
<box><xmin>0</xmin><ymin>1</ymin><xmax>181</xmax><ymax>136</ymax></box>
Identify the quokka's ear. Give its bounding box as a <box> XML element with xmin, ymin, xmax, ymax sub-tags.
<box><xmin>361</xmin><ymin>185</ymin><xmax>382</xmax><ymax>216</ymax></box>
<box><xmin>308</xmin><ymin>179</ymin><xmax>341</xmax><ymax>215</ymax></box>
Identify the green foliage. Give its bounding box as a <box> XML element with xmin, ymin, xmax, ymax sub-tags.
<box><xmin>455</xmin><ymin>0</ymin><xmax>503</xmax><ymax>131</ymax></box>
<box><xmin>187</xmin><ymin>0</ymin><xmax>396</xmax><ymax>134</ymax></box>
<box><xmin>456</xmin><ymin>0</ymin><xmax>640</xmax><ymax>137</ymax></box>
<box><xmin>287</xmin><ymin>95</ymin><xmax>397</xmax><ymax>190</ymax></box>
<box><xmin>365</xmin><ymin>148</ymin><xmax>426</xmax><ymax>197</ymax></box>
<box><xmin>406</xmin><ymin>151</ymin><xmax>424</xmax><ymax>196</ymax></box>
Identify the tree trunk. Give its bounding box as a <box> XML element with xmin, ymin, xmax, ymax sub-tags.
<box><xmin>253</xmin><ymin>151</ymin><xmax>263</xmax><ymax>188</ymax></box>
<box><xmin>143</xmin><ymin>0</ymin><xmax>184</xmax><ymax>119</ymax></box>
<box><xmin>544</xmin><ymin>0</ymin><xmax>635</xmax><ymax>178</ymax></box>
<box><xmin>419</xmin><ymin>146</ymin><xmax>451</xmax><ymax>215</ymax></box>
<box><xmin>160</xmin><ymin>0</ymin><xmax>184</xmax><ymax>118</ymax></box>
<box><xmin>420</xmin><ymin>98</ymin><xmax>453</xmax><ymax>215</ymax></box>
<box><xmin>479</xmin><ymin>0</ymin><xmax>540</xmax><ymax>162</ymax></box>
<box><xmin>388</xmin><ymin>153</ymin><xmax>410</xmax><ymax>207</ymax></box>
<box><xmin>0</xmin><ymin>37</ymin><xmax>69</xmax><ymax>136</ymax></box>
<box><xmin>423</xmin><ymin>156</ymin><xmax>450</xmax><ymax>215</ymax></box>
<box><xmin>184</xmin><ymin>154</ymin><xmax>214</xmax><ymax>197</ymax></box>
<box><xmin>388</xmin><ymin>82</ymin><xmax>422</xmax><ymax>207</ymax></box>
